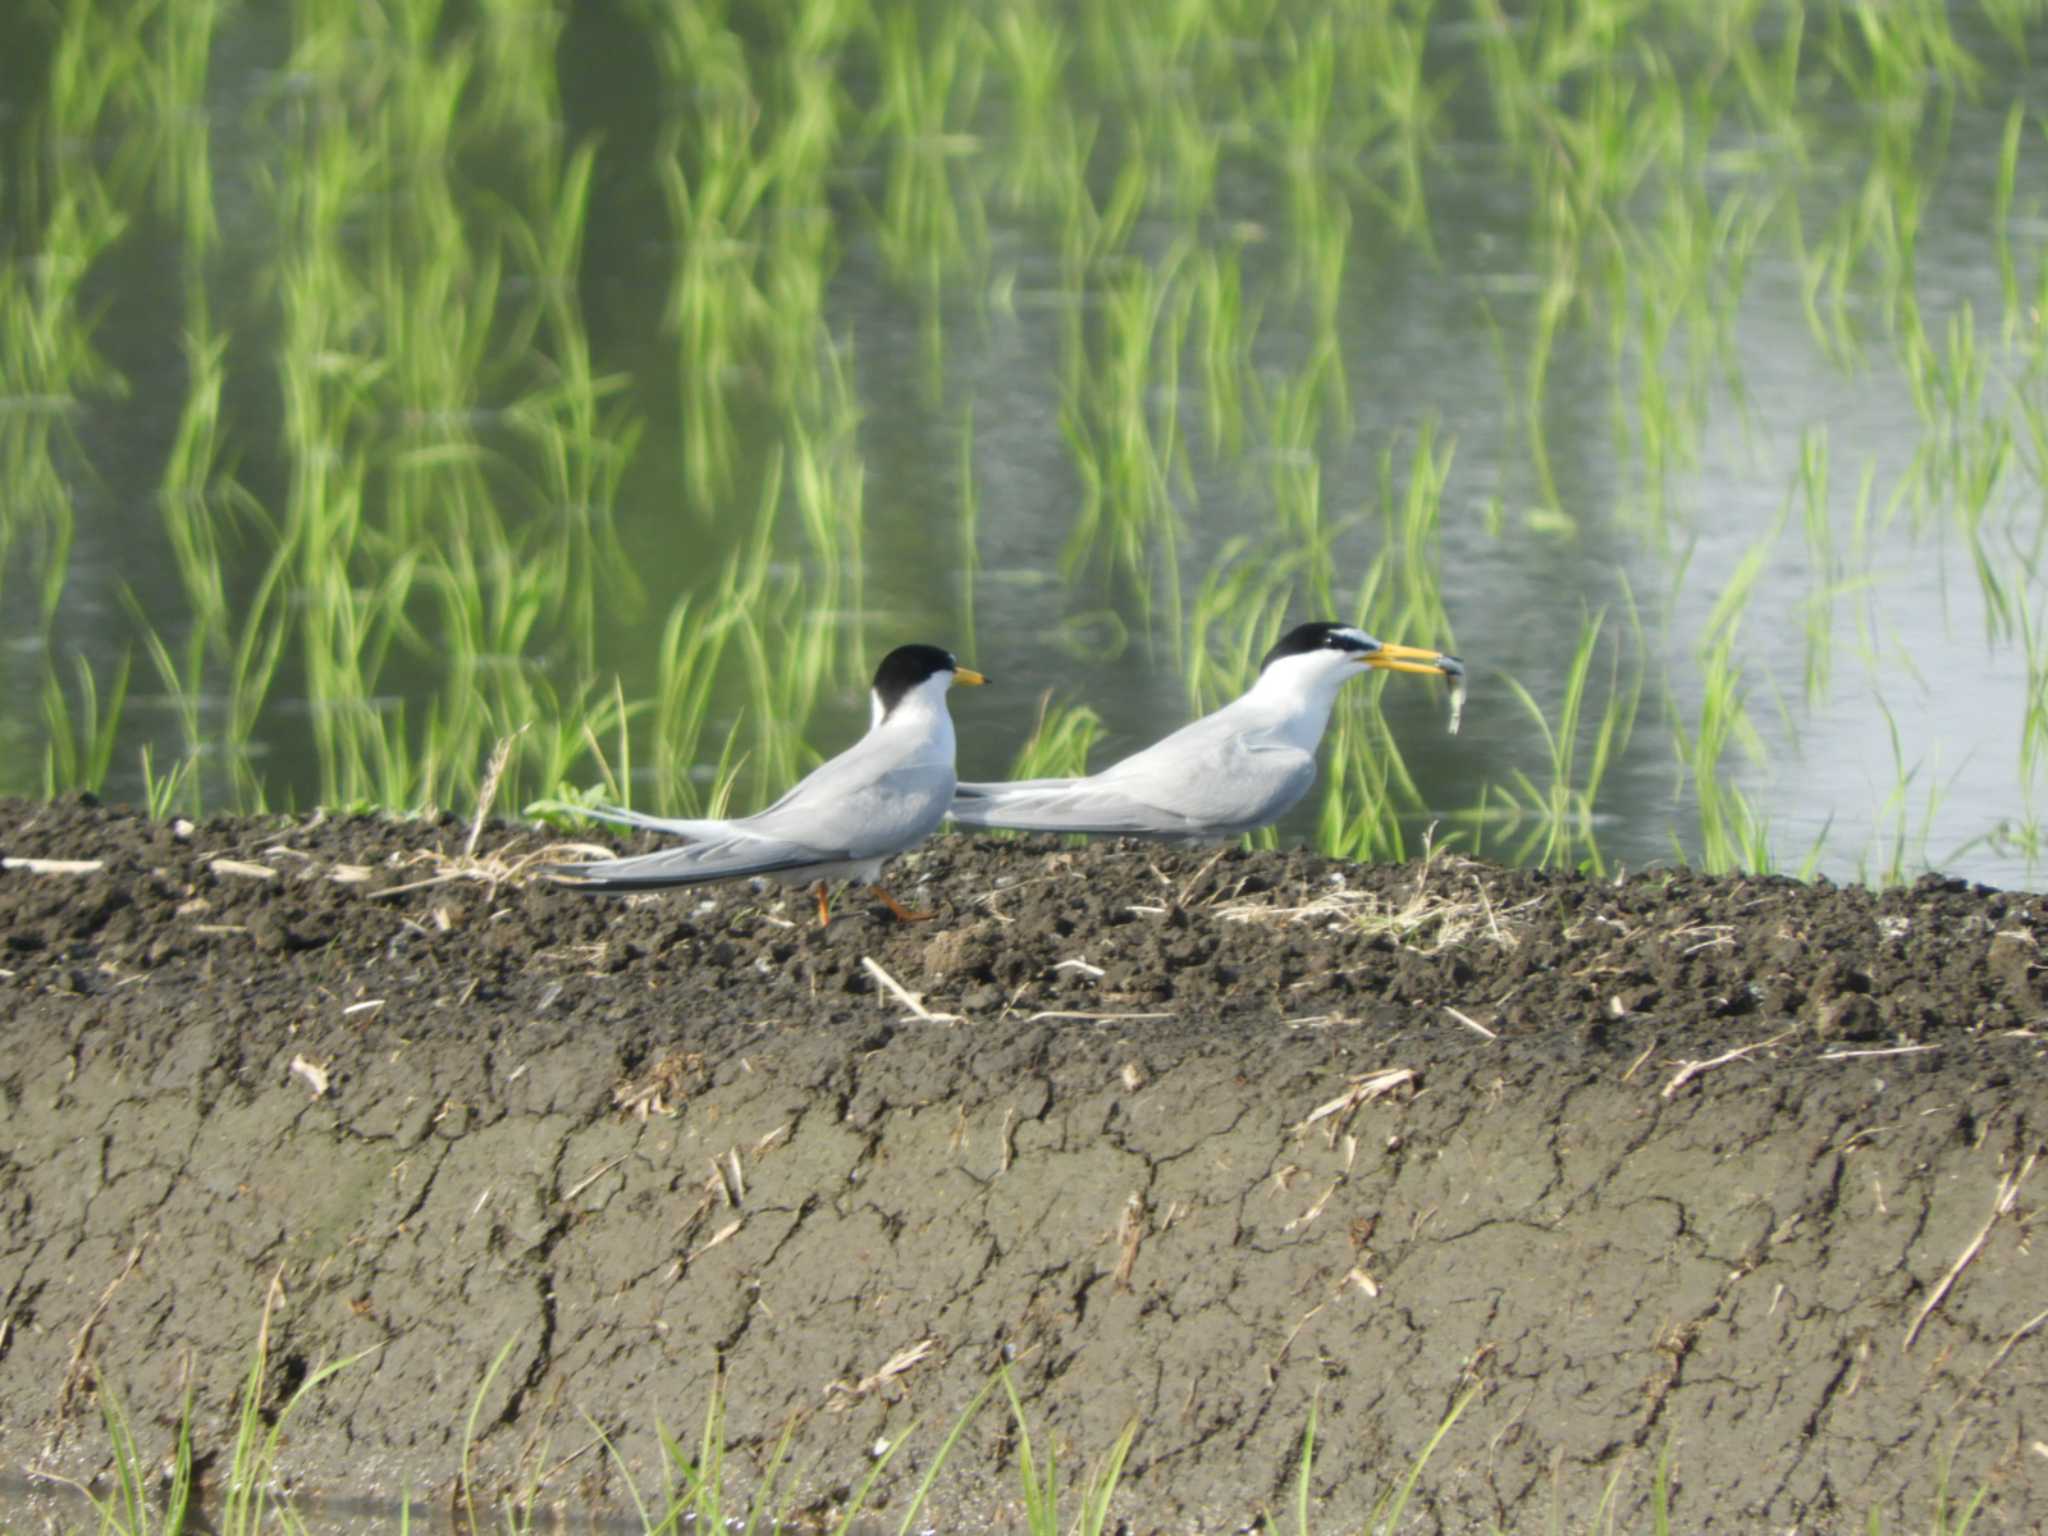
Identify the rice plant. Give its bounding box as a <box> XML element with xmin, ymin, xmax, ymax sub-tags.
<box><xmin>1484</xmin><ymin>589</ymin><xmax>1644</xmax><ymax>874</ymax></box>
<box><xmin>2</xmin><ymin>0</ymin><xmax>2041</xmax><ymax>888</ymax></box>
<box><xmin>40</xmin><ymin>650</ymin><xmax>132</xmax><ymax>798</ymax></box>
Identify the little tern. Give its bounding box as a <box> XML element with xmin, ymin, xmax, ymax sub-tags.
<box><xmin>948</xmin><ymin>622</ymin><xmax>1460</xmax><ymax>841</ymax></box>
<box><xmin>549</xmin><ymin>643</ymin><xmax>987</xmax><ymax>924</ymax></box>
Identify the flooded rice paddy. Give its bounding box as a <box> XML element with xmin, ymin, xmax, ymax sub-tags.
<box><xmin>1</xmin><ymin>4</ymin><xmax>2047</xmax><ymax>884</ymax></box>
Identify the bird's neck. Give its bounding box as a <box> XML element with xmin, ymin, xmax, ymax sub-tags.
<box><xmin>875</xmin><ymin>688</ymin><xmax>956</xmax><ymax>760</ymax></box>
<box><xmin>1238</xmin><ymin>666</ymin><xmax>1348</xmax><ymax>749</ymax></box>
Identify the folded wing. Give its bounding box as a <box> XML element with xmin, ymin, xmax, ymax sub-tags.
<box><xmin>548</xmin><ymin>753</ymin><xmax>956</xmax><ymax>890</ymax></box>
<box><xmin>950</xmin><ymin>720</ymin><xmax>1317</xmax><ymax>838</ymax></box>
<box><xmin>948</xmin><ymin>777</ymin><xmax>1218</xmax><ymax>836</ymax></box>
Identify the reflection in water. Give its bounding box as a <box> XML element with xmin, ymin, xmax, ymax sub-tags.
<box><xmin>0</xmin><ymin>3</ymin><xmax>2043</xmax><ymax>888</ymax></box>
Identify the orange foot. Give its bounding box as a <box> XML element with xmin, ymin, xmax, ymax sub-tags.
<box><xmin>872</xmin><ymin>884</ymin><xmax>935</xmax><ymax>923</ymax></box>
<box><xmin>812</xmin><ymin>881</ymin><xmax>833</xmax><ymax>927</ymax></box>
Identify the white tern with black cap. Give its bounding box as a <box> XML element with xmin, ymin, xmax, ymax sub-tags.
<box><xmin>948</xmin><ymin>622</ymin><xmax>1461</xmax><ymax>841</ymax></box>
<box><xmin>548</xmin><ymin>643</ymin><xmax>987</xmax><ymax>924</ymax></box>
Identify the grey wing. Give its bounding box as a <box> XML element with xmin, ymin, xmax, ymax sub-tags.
<box><xmin>952</xmin><ymin>714</ymin><xmax>1316</xmax><ymax>836</ymax></box>
<box><xmin>747</xmin><ymin>754</ymin><xmax>957</xmax><ymax>858</ymax></box>
<box><xmin>949</xmin><ymin>777</ymin><xmax>1222</xmax><ymax>836</ymax></box>
<box><xmin>556</xmin><ymin>723</ymin><xmax>954</xmax><ymax>888</ymax></box>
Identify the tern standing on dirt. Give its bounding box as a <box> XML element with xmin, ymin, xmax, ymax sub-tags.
<box><xmin>548</xmin><ymin>643</ymin><xmax>986</xmax><ymax>925</ymax></box>
<box><xmin>948</xmin><ymin>621</ymin><xmax>1461</xmax><ymax>841</ymax></box>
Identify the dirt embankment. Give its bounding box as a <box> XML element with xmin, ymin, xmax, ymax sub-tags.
<box><xmin>1</xmin><ymin>796</ymin><xmax>2044</xmax><ymax>1531</ymax></box>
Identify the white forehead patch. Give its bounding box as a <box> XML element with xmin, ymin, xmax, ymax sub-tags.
<box><xmin>1332</xmin><ymin>627</ymin><xmax>1376</xmax><ymax>649</ymax></box>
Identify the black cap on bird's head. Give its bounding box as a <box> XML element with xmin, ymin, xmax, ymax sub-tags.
<box><xmin>871</xmin><ymin>643</ymin><xmax>988</xmax><ymax>718</ymax></box>
<box><xmin>1260</xmin><ymin>621</ymin><xmax>1463</xmax><ymax>679</ymax></box>
<box><xmin>1260</xmin><ymin>622</ymin><xmax>1377</xmax><ymax>671</ymax></box>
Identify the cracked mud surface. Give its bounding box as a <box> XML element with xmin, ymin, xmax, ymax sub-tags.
<box><xmin>2</xmin><ymin>795</ymin><xmax>2045</xmax><ymax>1531</ymax></box>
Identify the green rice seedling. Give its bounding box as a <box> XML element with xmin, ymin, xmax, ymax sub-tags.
<box><xmin>647</xmin><ymin>24</ymin><xmax>778</xmax><ymax>516</ymax></box>
<box><xmin>1378</xmin><ymin>420</ymin><xmax>1456</xmax><ymax>644</ymax></box>
<box><xmin>1316</xmin><ymin>693</ymin><xmax>1422</xmax><ymax>866</ymax></box>
<box><xmin>1294</xmin><ymin>200</ymin><xmax>1353</xmax><ymax>407</ymax></box>
<box><xmin>1290</xmin><ymin>1390</ymin><xmax>1318</xmax><ymax>1536</ymax></box>
<box><xmin>622</xmin><ymin>1386</ymin><xmax>800</xmax><ymax>1536</ymax></box>
<box><xmin>659</xmin><ymin>1380</ymin><xmax>891</xmax><ymax>1536</ymax></box>
<box><xmin>1915</xmin><ymin>1431</ymin><xmax>1993</xmax><ymax>1536</ymax></box>
<box><xmin>140</xmin><ymin>743</ymin><xmax>201</xmax><ymax>822</ymax></box>
<box><xmin>626</xmin><ymin>1364</ymin><xmax>1007</xmax><ymax>1536</ymax></box>
<box><xmin>957</xmin><ymin>404</ymin><xmax>981</xmax><ymax>650</ymax></box>
<box><xmin>1865</xmin><ymin>697</ymin><xmax>1958</xmax><ymax>887</ymax></box>
<box><xmin>1009</xmin><ymin>691</ymin><xmax>1105</xmax><ymax>781</ymax></box>
<box><xmin>40</xmin><ymin>650</ymin><xmax>132</xmax><ymax>798</ymax></box>
<box><xmin>41</xmin><ymin>1322</ymin><xmax>355</xmax><ymax>1536</ymax></box>
<box><xmin>1193</xmin><ymin>245</ymin><xmax>1255</xmax><ymax>460</ymax></box>
<box><xmin>1069</xmin><ymin>0</ymin><xmax>1224</xmax><ymax>211</ymax></box>
<box><xmin>1621</xmin><ymin>173</ymin><xmax>1766</xmax><ymax>535</ymax></box>
<box><xmin>1057</xmin><ymin>243</ymin><xmax>1193</xmax><ymax>626</ymax></box>
<box><xmin>992</xmin><ymin>6</ymin><xmax>1076</xmax><ymax>216</ymax></box>
<box><xmin>1979</xmin><ymin>0</ymin><xmax>2044</xmax><ymax>62</ymax></box>
<box><xmin>469</xmin><ymin>0</ymin><xmax>568</xmax><ymax>155</ymax></box>
<box><xmin>784</xmin><ymin>333</ymin><xmax>868</xmax><ymax>667</ymax></box>
<box><xmin>1490</xmin><ymin>593</ymin><xmax>1642</xmax><ymax>874</ymax></box>
<box><xmin>1987</xmin><ymin>798</ymin><xmax>2045</xmax><ymax>881</ymax></box>
<box><xmin>999</xmin><ymin>1365</ymin><xmax>1138</xmax><ymax>1536</ymax></box>
<box><xmin>29</xmin><ymin>1373</ymin><xmax>193</xmax><ymax>1536</ymax></box>
<box><xmin>653</xmin><ymin>5</ymin><xmax>840</xmax><ymax>413</ymax></box>
<box><xmin>1255</xmin><ymin>360</ymin><xmax>1336</xmax><ymax>553</ymax></box>
<box><xmin>458</xmin><ymin>1335</ymin><xmax>520</xmax><ymax>1535</ymax></box>
<box><xmin>1716</xmin><ymin>0</ymin><xmax>1809</xmax><ymax>149</ymax></box>
<box><xmin>1052</xmin><ymin>125</ymin><xmax>1149</xmax><ymax>289</ymax></box>
<box><xmin>1647</xmin><ymin>1436</ymin><xmax>1676</xmax><ymax>1535</ymax></box>
<box><xmin>1895</xmin><ymin>306</ymin><xmax>2017</xmax><ymax>639</ymax></box>
<box><xmin>156</xmin><ymin>326</ymin><xmax>239</xmax><ymax>666</ymax></box>
<box><xmin>1255</xmin><ymin>16</ymin><xmax>1350</xmax><ymax>261</ymax></box>
<box><xmin>1994</xmin><ymin>101</ymin><xmax>2026</xmax><ymax>342</ymax></box>
<box><xmin>1523</xmin><ymin>263</ymin><xmax>1575</xmax><ymax>516</ymax></box>
<box><xmin>1792</xmin><ymin>426</ymin><xmax>1872</xmax><ymax>710</ymax></box>
<box><xmin>516</xmin><ymin>678</ymin><xmax>642</xmax><ymax>816</ymax></box>
<box><xmin>1682</xmin><ymin>634</ymin><xmax>1774</xmax><ymax>877</ymax></box>
<box><xmin>217</xmin><ymin>1281</ymin><xmax>370</xmax><ymax>1536</ymax></box>
<box><xmin>649</xmin><ymin>590</ymin><xmax>747</xmax><ymax>818</ymax></box>
<box><xmin>646</xmin><ymin>441</ymin><xmax>860</xmax><ymax>809</ymax></box>
<box><xmin>1789</xmin><ymin>193</ymin><xmax>1870</xmax><ymax>372</ymax></box>
<box><xmin>491</xmin><ymin>137</ymin><xmax>643</xmax><ymax>655</ymax></box>
<box><xmin>867</xmin><ymin>3</ymin><xmax>991</xmax><ymax>298</ymax></box>
<box><xmin>2021</xmin><ymin>599</ymin><xmax>2048</xmax><ymax>787</ymax></box>
<box><xmin>0</xmin><ymin>175</ymin><xmax>129</xmax><ymax>619</ymax></box>
<box><xmin>1466</xmin><ymin>0</ymin><xmax>1541</xmax><ymax>155</ymax></box>
<box><xmin>126</xmin><ymin>605</ymin><xmax>207</xmax><ymax>816</ymax></box>
<box><xmin>729</xmin><ymin>596</ymin><xmax>844</xmax><ymax>804</ymax></box>
<box><xmin>1267</xmin><ymin>1382</ymin><xmax>1478</xmax><ymax>1536</ymax></box>
<box><xmin>1364</xmin><ymin>1385</ymin><xmax>1479</xmax><ymax>1535</ymax></box>
<box><xmin>1356</xmin><ymin>4</ymin><xmax>1445</xmax><ymax>246</ymax></box>
<box><xmin>1180</xmin><ymin>537</ymin><xmax>1303</xmax><ymax>716</ymax></box>
<box><xmin>222</xmin><ymin>545</ymin><xmax>294</xmax><ymax>811</ymax></box>
<box><xmin>502</xmin><ymin>376</ymin><xmax>647</xmax><ymax>675</ymax></box>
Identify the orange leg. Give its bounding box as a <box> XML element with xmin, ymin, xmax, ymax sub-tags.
<box><xmin>813</xmin><ymin>881</ymin><xmax>832</xmax><ymax>927</ymax></box>
<box><xmin>872</xmin><ymin>884</ymin><xmax>935</xmax><ymax>923</ymax></box>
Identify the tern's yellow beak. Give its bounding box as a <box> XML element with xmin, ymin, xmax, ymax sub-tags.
<box><xmin>1362</xmin><ymin>642</ymin><xmax>1464</xmax><ymax>678</ymax></box>
<box><xmin>954</xmin><ymin>666</ymin><xmax>988</xmax><ymax>686</ymax></box>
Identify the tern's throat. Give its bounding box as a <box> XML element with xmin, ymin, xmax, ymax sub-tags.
<box><xmin>1240</xmin><ymin>658</ymin><xmax>1355</xmax><ymax>750</ymax></box>
<box><xmin>871</xmin><ymin>682</ymin><xmax>958</xmax><ymax>764</ymax></box>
